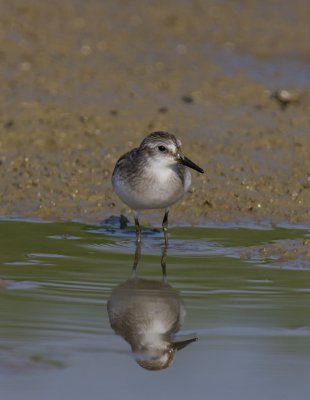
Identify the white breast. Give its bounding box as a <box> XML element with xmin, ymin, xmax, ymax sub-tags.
<box><xmin>113</xmin><ymin>163</ymin><xmax>192</xmax><ymax>211</ymax></box>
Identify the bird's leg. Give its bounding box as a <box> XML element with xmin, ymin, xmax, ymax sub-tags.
<box><xmin>133</xmin><ymin>210</ymin><xmax>141</xmax><ymax>244</ymax></box>
<box><xmin>162</xmin><ymin>208</ymin><xmax>169</xmax><ymax>246</ymax></box>
<box><xmin>131</xmin><ymin>238</ymin><xmax>141</xmax><ymax>278</ymax></box>
<box><xmin>161</xmin><ymin>240</ymin><xmax>168</xmax><ymax>282</ymax></box>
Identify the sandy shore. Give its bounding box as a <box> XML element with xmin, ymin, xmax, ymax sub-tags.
<box><xmin>0</xmin><ymin>0</ymin><xmax>309</xmax><ymax>226</ymax></box>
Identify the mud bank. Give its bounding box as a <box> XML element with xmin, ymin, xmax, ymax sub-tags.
<box><xmin>0</xmin><ymin>0</ymin><xmax>309</xmax><ymax>226</ymax></box>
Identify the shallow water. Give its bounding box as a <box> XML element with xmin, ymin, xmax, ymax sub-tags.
<box><xmin>1</xmin><ymin>219</ymin><xmax>310</xmax><ymax>400</ymax></box>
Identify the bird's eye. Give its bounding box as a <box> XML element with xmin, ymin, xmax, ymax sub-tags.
<box><xmin>158</xmin><ymin>145</ymin><xmax>167</xmax><ymax>152</ymax></box>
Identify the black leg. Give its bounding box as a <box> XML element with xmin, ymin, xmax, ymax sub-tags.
<box><xmin>162</xmin><ymin>209</ymin><xmax>169</xmax><ymax>246</ymax></box>
<box><xmin>161</xmin><ymin>241</ymin><xmax>168</xmax><ymax>282</ymax></box>
<box><xmin>131</xmin><ymin>239</ymin><xmax>141</xmax><ymax>278</ymax></box>
<box><xmin>133</xmin><ymin>210</ymin><xmax>141</xmax><ymax>243</ymax></box>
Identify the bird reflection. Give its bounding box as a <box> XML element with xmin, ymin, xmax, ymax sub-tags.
<box><xmin>107</xmin><ymin>241</ymin><xmax>197</xmax><ymax>371</ymax></box>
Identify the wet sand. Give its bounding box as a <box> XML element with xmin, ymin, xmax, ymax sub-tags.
<box><xmin>0</xmin><ymin>0</ymin><xmax>309</xmax><ymax>226</ymax></box>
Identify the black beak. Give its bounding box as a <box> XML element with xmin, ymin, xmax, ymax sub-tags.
<box><xmin>172</xmin><ymin>336</ymin><xmax>198</xmax><ymax>351</ymax></box>
<box><xmin>180</xmin><ymin>155</ymin><xmax>204</xmax><ymax>174</ymax></box>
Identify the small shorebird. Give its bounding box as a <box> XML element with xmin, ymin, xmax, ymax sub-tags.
<box><xmin>112</xmin><ymin>131</ymin><xmax>204</xmax><ymax>243</ymax></box>
<box><xmin>107</xmin><ymin>243</ymin><xmax>197</xmax><ymax>370</ymax></box>
<box><xmin>107</xmin><ymin>275</ymin><xmax>197</xmax><ymax>370</ymax></box>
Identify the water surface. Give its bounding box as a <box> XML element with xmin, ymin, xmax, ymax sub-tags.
<box><xmin>1</xmin><ymin>220</ymin><xmax>310</xmax><ymax>400</ymax></box>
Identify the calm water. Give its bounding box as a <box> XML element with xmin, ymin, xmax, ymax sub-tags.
<box><xmin>1</xmin><ymin>219</ymin><xmax>310</xmax><ymax>400</ymax></box>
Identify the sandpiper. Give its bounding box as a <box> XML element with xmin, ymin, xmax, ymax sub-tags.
<box><xmin>107</xmin><ymin>243</ymin><xmax>197</xmax><ymax>370</ymax></box>
<box><xmin>112</xmin><ymin>131</ymin><xmax>204</xmax><ymax>243</ymax></box>
<box><xmin>107</xmin><ymin>276</ymin><xmax>197</xmax><ymax>370</ymax></box>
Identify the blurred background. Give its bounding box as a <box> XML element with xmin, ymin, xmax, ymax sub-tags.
<box><xmin>0</xmin><ymin>0</ymin><xmax>309</xmax><ymax>224</ymax></box>
<box><xmin>1</xmin><ymin>3</ymin><xmax>310</xmax><ymax>399</ymax></box>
